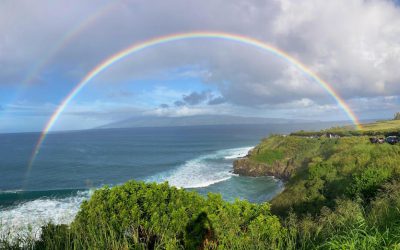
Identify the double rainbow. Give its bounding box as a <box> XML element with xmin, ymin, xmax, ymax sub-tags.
<box><xmin>27</xmin><ymin>31</ymin><xmax>361</xmax><ymax>173</ymax></box>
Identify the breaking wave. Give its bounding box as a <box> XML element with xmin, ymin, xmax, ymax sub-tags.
<box><xmin>0</xmin><ymin>190</ymin><xmax>91</xmax><ymax>240</ymax></box>
<box><xmin>147</xmin><ymin>146</ymin><xmax>253</xmax><ymax>188</ymax></box>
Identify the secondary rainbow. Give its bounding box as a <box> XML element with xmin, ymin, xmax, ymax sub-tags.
<box><xmin>13</xmin><ymin>1</ymin><xmax>122</xmax><ymax>129</ymax></box>
<box><xmin>28</xmin><ymin>31</ymin><xmax>362</xmax><ymax>172</ymax></box>
<box><xmin>20</xmin><ymin>1</ymin><xmax>121</xmax><ymax>88</ymax></box>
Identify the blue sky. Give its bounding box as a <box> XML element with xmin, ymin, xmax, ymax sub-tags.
<box><xmin>1</xmin><ymin>0</ymin><xmax>400</xmax><ymax>133</ymax></box>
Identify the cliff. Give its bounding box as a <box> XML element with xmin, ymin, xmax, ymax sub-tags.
<box><xmin>233</xmin><ymin>131</ymin><xmax>400</xmax><ymax>218</ymax></box>
<box><xmin>233</xmin><ymin>153</ymin><xmax>295</xmax><ymax>181</ymax></box>
<box><xmin>233</xmin><ymin>135</ymin><xmax>321</xmax><ymax>181</ymax></box>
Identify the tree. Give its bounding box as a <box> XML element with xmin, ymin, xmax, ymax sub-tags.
<box><xmin>394</xmin><ymin>112</ymin><xmax>400</xmax><ymax>120</ymax></box>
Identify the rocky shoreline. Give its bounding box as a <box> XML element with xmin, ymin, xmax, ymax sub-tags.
<box><xmin>232</xmin><ymin>148</ymin><xmax>297</xmax><ymax>182</ymax></box>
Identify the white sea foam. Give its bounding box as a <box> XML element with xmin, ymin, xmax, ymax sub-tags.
<box><xmin>223</xmin><ymin>146</ymin><xmax>253</xmax><ymax>159</ymax></box>
<box><xmin>148</xmin><ymin>146</ymin><xmax>253</xmax><ymax>188</ymax></box>
<box><xmin>0</xmin><ymin>189</ymin><xmax>23</xmax><ymax>194</ymax></box>
<box><xmin>0</xmin><ymin>190</ymin><xmax>91</xmax><ymax>240</ymax></box>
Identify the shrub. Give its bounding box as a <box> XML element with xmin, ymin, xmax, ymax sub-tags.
<box><xmin>69</xmin><ymin>181</ymin><xmax>285</xmax><ymax>249</ymax></box>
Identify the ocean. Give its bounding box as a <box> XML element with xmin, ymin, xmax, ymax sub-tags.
<box><xmin>0</xmin><ymin>123</ymin><xmax>332</xmax><ymax>237</ymax></box>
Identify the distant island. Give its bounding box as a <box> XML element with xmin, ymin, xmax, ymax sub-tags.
<box><xmin>98</xmin><ymin>114</ymin><xmax>345</xmax><ymax>129</ymax></box>
<box><xmin>4</xmin><ymin>117</ymin><xmax>400</xmax><ymax>249</ymax></box>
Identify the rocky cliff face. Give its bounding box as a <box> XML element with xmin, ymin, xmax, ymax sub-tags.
<box><xmin>233</xmin><ymin>155</ymin><xmax>296</xmax><ymax>181</ymax></box>
<box><xmin>232</xmin><ymin>135</ymin><xmax>318</xmax><ymax>182</ymax></box>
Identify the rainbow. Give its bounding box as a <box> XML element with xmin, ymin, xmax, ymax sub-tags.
<box><xmin>11</xmin><ymin>2</ymin><xmax>120</xmax><ymax>150</ymax></box>
<box><xmin>12</xmin><ymin>1</ymin><xmax>121</xmax><ymax>145</ymax></box>
<box><xmin>20</xmin><ymin>1</ymin><xmax>121</xmax><ymax>88</ymax></box>
<box><xmin>27</xmin><ymin>31</ymin><xmax>362</xmax><ymax>173</ymax></box>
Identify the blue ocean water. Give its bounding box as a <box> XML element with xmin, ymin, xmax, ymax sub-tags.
<box><xmin>0</xmin><ymin>123</ymin><xmax>333</xmax><ymax>236</ymax></box>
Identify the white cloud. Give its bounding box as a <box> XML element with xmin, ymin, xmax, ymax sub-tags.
<box><xmin>147</xmin><ymin>106</ymin><xmax>216</xmax><ymax>117</ymax></box>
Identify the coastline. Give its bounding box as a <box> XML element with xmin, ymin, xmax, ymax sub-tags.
<box><xmin>232</xmin><ymin>144</ymin><xmax>295</xmax><ymax>182</ymax></box>
<box><xmin>232</xmin><ymin>147</ymin><xmax>288</xmax><ymax>200</ymax></box>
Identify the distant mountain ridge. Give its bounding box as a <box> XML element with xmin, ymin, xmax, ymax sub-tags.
<box><xmin>98</xmin><ymin>115</ymin><xmax>319</xmax><ymax>129</ymax></box>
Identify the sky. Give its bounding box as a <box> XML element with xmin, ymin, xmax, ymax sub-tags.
<box><xmin>1</xmin><ymin>0</ymin><xmax>400</xmax><ymax>132</ymax></box>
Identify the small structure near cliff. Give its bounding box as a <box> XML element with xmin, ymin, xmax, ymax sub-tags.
<box><xmin>369</xmin><ymin>136</ymin><xmax>399</xmax><ymax>145</ymax></box>
<box><xmin>369</xmin><ymin>137</ymin><xmax>385</xmax><ymax>144</ymax></box>
<box><xmin>326</xmin><ymin>133</ymin><xmax>340</xmax><ymax>139</ymax></box>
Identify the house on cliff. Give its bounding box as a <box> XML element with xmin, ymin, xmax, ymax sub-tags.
<box><xmin>327</xmin><ymin>133</ymin><xmax>340</xmax><ymax>139</ymax></box>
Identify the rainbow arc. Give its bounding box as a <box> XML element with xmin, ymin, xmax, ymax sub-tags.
<box><xmin>27</xmin><ymin>31</ymin><xmax>361</xmax><ymax>177</ymax></box>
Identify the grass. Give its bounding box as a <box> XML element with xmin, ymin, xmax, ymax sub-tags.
<box><xmin>249</xmin><ymin>135</ymin><xmax>324</xmax><ymax>167</ymax></box>
<box><xmin>360</xmin><ymin>119</ymin><xmax>400</xmax><ymax>132</ymax></box>
<box><xmin>291</xmin><ymin>119</ymin><xmax>400</xmax><ymax>137</ymax></box>
<box><xmin>252</xmin><ymin>149</ymin><xmax>284</xmax><ymax>164</ymax></box>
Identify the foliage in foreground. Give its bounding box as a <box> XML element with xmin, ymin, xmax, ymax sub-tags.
<box><xmin>1</xmin><ymin>181</ymin><xmax>285</xmax><ymax>249</ymax></box>
<box><xmin>72</xmin><ymin>181</ymin><xmax>284</xmax><ymax>249</ymax></box>
<box><xmin>3</xmin><ymin>180</ymin><xmax>400</xmax><ymax>249</ymax></box>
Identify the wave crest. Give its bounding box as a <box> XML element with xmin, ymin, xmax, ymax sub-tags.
<box><xmin>148</xmin><ymin>146</ymin><xmax>253</xmax><ymax>188</ymax></box>
<box><xmin>0</xmin><ymin>190</ymin><xmax>91</xmax><ymax>240</ymax></box>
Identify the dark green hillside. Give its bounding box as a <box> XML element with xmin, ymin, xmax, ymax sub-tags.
<box><xmin>263</xmin><ymin>136</ymin><xmax>400</xmax><ymax>216</ymax></box>
<box><xmin>232</xmin><ymin>131</ymin><xmax>400</xmax><ymax>216</ymax></box>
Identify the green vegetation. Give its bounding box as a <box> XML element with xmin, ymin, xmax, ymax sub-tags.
<box><xmin>291</xmin><ymin>119</ymin><xmax>400</xmax><ymax>137</ymax></box>
<box><xmin>5</xmin><ymin>179</ymin><xmax>400</xmax><ymax>249</ymax></box>
<box><xmin>249</xmin><ymin>136</ymin><xmax>323</xmax><ymax>168</ymax></box>
<box><xmin>1</xmin><ymin>181</ymin><xmax>285</xmax><ymax>249</ymax></box>
<box><xmin>3</xmin><ymin>119</ymin><xmax>400</xmax><ymax>249</ymax></box>
<box><xmin>269</xmin><ymin>136</ymin><xmax>400</xmax><ymax>216</ymax></box>
<box><xmin>359</xmin><ymin>119</ymin><xmax>400</xmax><ymax>133</ymax></box>
<box><xmin>252</xmin><ymin>149</ymin><xmax>284</xmax><ymax>164</ymax></box>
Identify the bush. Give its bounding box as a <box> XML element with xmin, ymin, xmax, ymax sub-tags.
<box><xmin>349</xmin><ymin>167</ymin><xmax>392</xmax><ymax>200</ymax></box>
<box><xmin>31</xmin><ymin>181</ymin><xmax>286</xmax><ymax>249</ymax></box>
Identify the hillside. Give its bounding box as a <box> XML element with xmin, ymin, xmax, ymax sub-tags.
<box><xmin>359</xmin><ymin>119</ymin><xmax>400</xmax><ymax>132</ymax></box>
<box><xmin>234</xmin><ymin>119</ymin><xmax>400</xmax><ymax>213</ymax></box>
<box><xmin>234</xmin><ymin>135</ymin><xmax>400</xmax><ymax>216</ymax></box>
<box><xmin>291</xmin><ymin>119</ymin><xmax>400</xmax><ymax>137</ymax></box>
